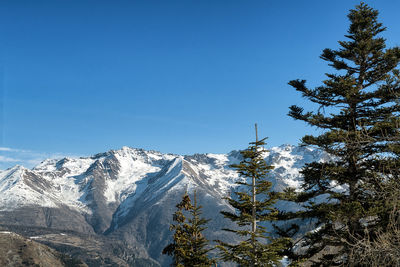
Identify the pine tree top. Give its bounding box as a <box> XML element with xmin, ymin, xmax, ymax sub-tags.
<box><xmin>163</xmin><ymin>191</ymin><xmax>215</xmax><ymax>267</ymax></box>
<box><xmin>218</xmin><ymin>125</ymin><xmax>290</xmax><ymax>266</ymax></box>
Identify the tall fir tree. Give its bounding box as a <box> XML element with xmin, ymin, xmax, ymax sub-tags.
<box><xmin>162</xmin><ymin>191</ymin><xmax>215</xmax><ymax>267</ymax></box>
<box><xmin>217</xmin><ymin>124</ymin><xmax>290</xmax><ymax>266</ymax></box>
<box><xmin>282</xmin><ymin>2</ymin><xmax>400</xmax><ymax>265</ymax></box>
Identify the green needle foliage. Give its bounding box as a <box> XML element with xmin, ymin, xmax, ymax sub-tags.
<box><xmin>282</xmin><ymin>2</ymin><xmax>400</xmax><ymax>266</ymax></box>
<box><xmin>162</xmin><ymin>191</ymin><xmax>215</xmax><ymax>267</ymax></box>
<box><xmin>217</xmin><ymin>125</ymin><xmax>290</xmax><ymax>267</ymax></box>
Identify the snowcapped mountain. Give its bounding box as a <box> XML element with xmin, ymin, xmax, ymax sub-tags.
<box><xmin>0</xmin><ymin>144</ymin><xmax>327</xmax><ymax>266</ymax></box>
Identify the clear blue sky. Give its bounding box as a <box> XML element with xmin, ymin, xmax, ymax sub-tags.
<box><xmin>1</xmin><ymin>0</ymin><xmax>400</xmax><ymax>168</ymax></box>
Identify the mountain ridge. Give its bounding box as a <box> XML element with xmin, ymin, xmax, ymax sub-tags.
<box><xmin>0</xmin><ymin>144</ymin><xmax>327</xmax><ymax>266</ymax></box>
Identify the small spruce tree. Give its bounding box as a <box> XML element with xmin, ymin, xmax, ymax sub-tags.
<box><xmin>163</xmin><ymin>191</ymin><xmax>215</xmax><ymax>267</ymax></box>
<box><xmin>217</xmin><ymin>124</ymin><xmax>290</xmax><ymax>266</ymax></box>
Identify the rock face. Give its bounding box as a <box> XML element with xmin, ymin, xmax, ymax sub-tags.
<box><xmin>0</xmin><ymin>145</ymin><xmax>327</xmax><ymax>266</ymax></box>
<box><xmin>0</xmin><ymin>230</ymin><xmax>87</xmax><ymax>267</ymax></box>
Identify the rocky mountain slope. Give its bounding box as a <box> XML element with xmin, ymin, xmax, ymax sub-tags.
<box><xmin>0</xmin><ymin>145</ymin><xmax>328</xmax><ymax>266</ymax></box>
<box><xmin>0</xmin><ymin>230</ymin><xmax>87</xmax><ymax>267</ymax></box>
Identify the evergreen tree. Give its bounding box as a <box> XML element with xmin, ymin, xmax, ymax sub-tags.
<box><xmin>217</xmin><ymin>124</ymin><xmax>290</xmax><ymax>266</ymax></box>
<box><xmin>282</xmin><ymin>2</ymin><xmax>400</xmax><ymax>265</ymax></box>
<box><xmin>163</xmin><ymin>191</ymin><xmax>215</xmax><ymax>267</ymax></box>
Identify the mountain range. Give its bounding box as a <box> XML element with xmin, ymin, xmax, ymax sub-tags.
<box><xmin>0</xmin><ymin>144</ymin><xmax>328</xmax><ymax>266</ymax></box>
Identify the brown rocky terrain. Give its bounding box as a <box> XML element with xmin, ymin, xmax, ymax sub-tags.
<box><xmin>0</xmin><ymin>231</ymin><xmax>87</xmax><ymax>267</ymax></box>
<box><xmin>0</xmin><ymin>224</ymin><xmax>158</xmax><ymax>267</ymax></box>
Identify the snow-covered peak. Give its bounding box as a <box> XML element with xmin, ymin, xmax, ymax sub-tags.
<box><xmin>0</xmin><ymin>145</ymin><xmax>327</xmax><ymax>216</ymax></box>
<box><xmin>0</xmin><ymin>165</ymin><xmax>26</xmax><ymax>190</ymax></box>
<box><xmin>103</xmin><ymin>147</ymin><xmax>175</xmax><ymax>203</ymax></box>
<box><xmin>0</xmin><ymin>165</ymin><xmax>63</xmax><ymax>211</ymax></box>
<box><xmin>0</xmin><ymin>145</ymin><xmax>331</xmax><ymax>266</ymax></box>
<box><xmin>5</xmin><ymin>165</ymin><xmax>26</xmax><ymax>172</ymax></box>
